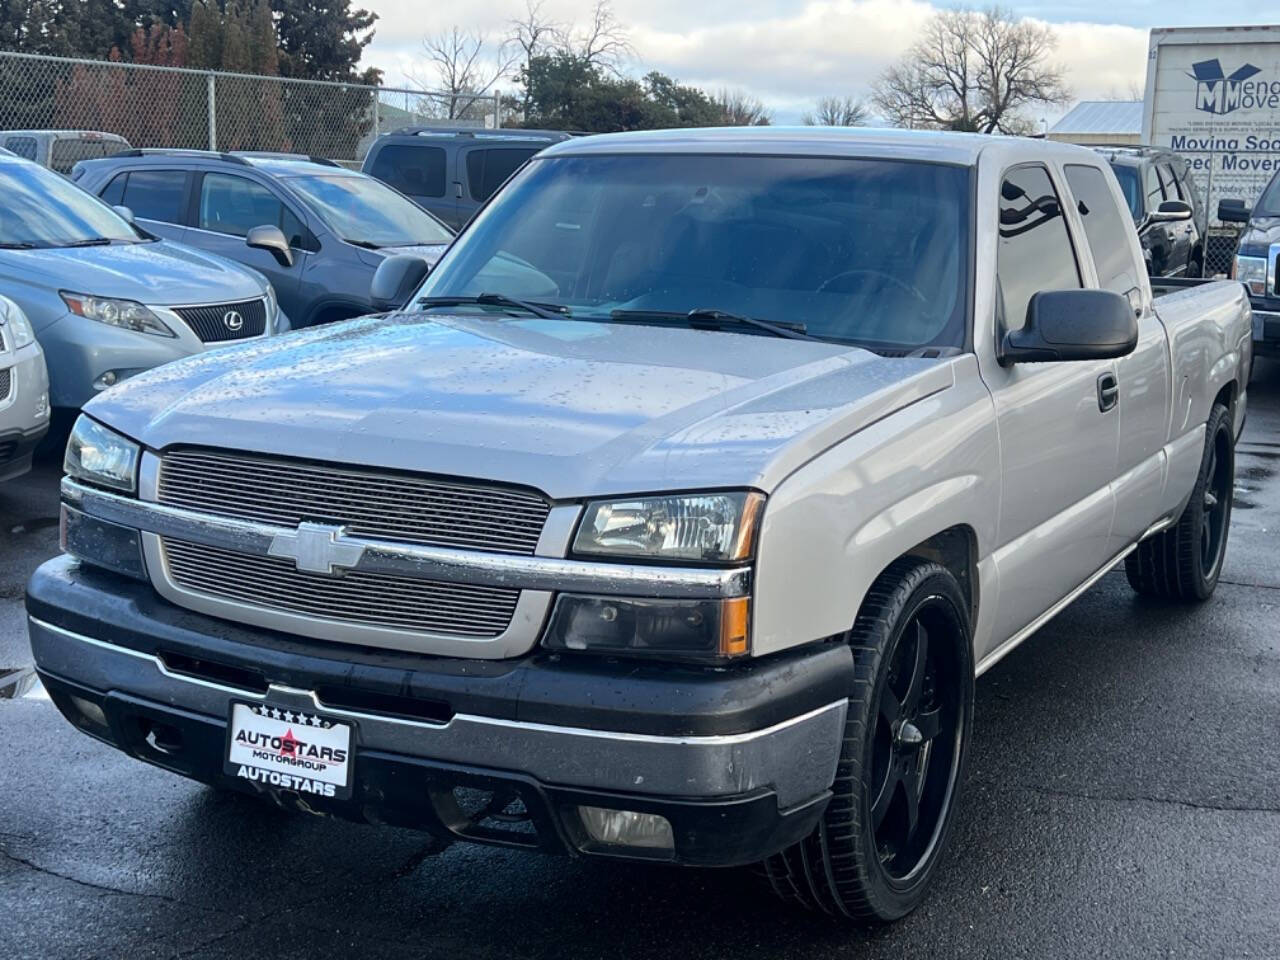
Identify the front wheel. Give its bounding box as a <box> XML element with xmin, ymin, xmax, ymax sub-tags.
<box><xmin>763</xmin><ymin>559</ymin><xmax>974</xmax><ymax>922</ymax></box>
<box><xmin>1125</xmin><ymin>401</ymin><xmax>1234</xmax><ymax>601</ymax></box>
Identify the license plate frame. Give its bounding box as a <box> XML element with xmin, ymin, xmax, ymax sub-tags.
<box><xmin>224</xmin><ymin>701</ymin><xmax>354</xmax><ymax>800</ymax></box>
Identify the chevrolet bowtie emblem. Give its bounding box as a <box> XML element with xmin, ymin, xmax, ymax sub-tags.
<box><xmin>268</xmin><ymin>522</ymin><xmax>365</xmax><ymax>575</ymax></box>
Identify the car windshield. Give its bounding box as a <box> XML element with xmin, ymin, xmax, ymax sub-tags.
<box><xmin>286</xmin><ymin>173</ymin><xmax>454</xmax><ymax>248</ymax></box>
<box><xmin>415</xmin><ymin>154</ymin><xmax>972</xmax><ymax>351</ymax></box>
<box><xmin>1255</xmin><ymin>172</ymin><xmax>1280</xmax><ymax>217</ymax></box>
<box><xmin>0</xmin><ymin>160</ymin><xmax>141</xmax><ymax>247</ymax></box>
<box><xmin>1108</xmin><ymin>163</ymin><xmax>1143</xmax><ymax>221</ymax></box>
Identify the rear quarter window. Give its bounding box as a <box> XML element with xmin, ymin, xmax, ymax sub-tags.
<box><xmin>369</xmin><ymin>143</ymin><xmax>446</xmax><ymax>198</ymax></box>
<box><xmin>50</xmin><ymin>138</ymin><xmax>126</xmax><ymax>174</ymax></box>
<box><xmin>465</xmin><ymin>148</ymin><xmax>538</xmax><ymax>202</ymax></box>
<box><xmin>1063</xmin><ymin>164</ymin><xmax>1143</xmax><ymax>297</ymax></box>
<box><xmin>4</xmin><ymin>136</ymin><xmax>37</xmax><ymax>162</ymax></box>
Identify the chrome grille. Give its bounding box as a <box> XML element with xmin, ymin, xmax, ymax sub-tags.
<box><xmin>162</xmin><ymin>538</ymin><xmax>519</xmax><ymax>638</ymax></box>
<box><xmin>0</xmin><ymin>367</ymin><xmax>10</xmax><ymax>401</ymax></box>
<box><xmin>172</xmin><ymin>298</ymin><xmax>267</xmax><ymax>343</ymax></box>
<box><xmin>157</xmin><ymin>449</ymin><xmax>550</xmax><ymax>555</ymax></box>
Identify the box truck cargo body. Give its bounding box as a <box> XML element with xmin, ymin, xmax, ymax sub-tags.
<box><xmin>1143</xmin><ymin>25</ymin><xmax>1280</xmax><ymax>273</ymax></box>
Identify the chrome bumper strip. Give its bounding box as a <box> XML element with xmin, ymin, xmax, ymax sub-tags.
<box><xmin>62</xmin><ymin>478</ymin><xmax>752</xmax><ymax>600</ymax></box>
<box><xmin>30</xmin><ymin>617</ymin><xmax>844</xmax><ymax>806</ymax></box>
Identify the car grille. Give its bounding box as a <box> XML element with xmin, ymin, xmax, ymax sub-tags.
<box><xmin>0</xmin><ymin>367</ymin><xmax>10</xmax><ymax>401</ymax></box>
<box><xmin>157</xmin><ymin>449</ymin><xmax>551</xmax><ymax>555</ymax></box>
<box><xmin>172</xmin><ymin>298</ymin><xmax>267</xmax><ymax>343</ymax></box>
<box><xmin>162</xmin><ymin>538</ymin><xmax>520</xmax><ymax>638</ymax></box>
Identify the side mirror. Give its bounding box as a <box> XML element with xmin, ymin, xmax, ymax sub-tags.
<box><xmin>1000</xmin><ymin>289</ymin><xmax>1138</xmax><ymax>364</ymax></box>
<box><xmin>246</xmin><ymin>224</ymin><xmax>294</xmax><ymax>268</ymax></box>
<box><xmin>370</xmin><ymin>254</ymin><xmax>430</xmax><ymax>312</ymax></box>
<box><xmin>1150</xmin><ymin>199</ymin><xmax>1192</xmax><ymax>222</ymax></box>
<box><xmin>1217</xmin><ymin>199</ymin><xmax>1251</xmax><ymax>223</ymax></box>
<box><xmin>112</xmin><ymin>204</ymin><xmax>135</xmax><ymax>224</ymax></box>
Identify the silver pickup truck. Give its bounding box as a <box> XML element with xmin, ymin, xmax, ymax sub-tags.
<box><xmin>27</xmin><ymin>129</ymin><xmax>1251</xmax><ymax>924</ymax></box>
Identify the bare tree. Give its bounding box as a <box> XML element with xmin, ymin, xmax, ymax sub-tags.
<box><xmin>715</xmin><ymin>89</ymin><xmax>772</xmax><ymax>126</ymax></box>
<box><xmin>508</xmin><ymin>0</ymin><xmax>566</xmax><ymax>115</ymax></box>
<box><xmin>571</xmin><ymin>0</ymin><xmax>633</xmax><ymax>72</ymax></box>
<box><xmin>871</xmin><ymin>6</ymin><xmax>1069</xmax><ymax>134</ymax></box>
<box><xmin>801</xmin><ymin>95</ymin><xmax>868</xmax><ymax>127</ymax></box>
<box><xmin>413</xmin><ymin>26</ymin><xmax>517</xmax><ymax>121</ymax></box>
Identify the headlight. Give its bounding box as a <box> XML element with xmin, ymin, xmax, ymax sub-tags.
<box><xmin>1234</xmin><ymin>255</ymin><xmax>1268</xmax><ymax>296</ymax></box>
<box><xmin>64</xmin><ymin>415</ymin><xmax>139</xmax><ymax>493</ymax></box>
<box><xmin>573</xmin><ymin>492</ymin><xmax>764</xmax><ymax>563</ymax></box>
<box><xmin>61</xmin><ymin>291</ymin><xmax>174</xmax><ymax>337</ymax></box>
<box><xmin>0</xmin><ymin>295</ymin><xmax>35</xmax><ymax>349</ymax></box>
<box><xmin>542</xmin><ymin>595</ymin><xmax>750</xmax><ymax>660</ymax></box>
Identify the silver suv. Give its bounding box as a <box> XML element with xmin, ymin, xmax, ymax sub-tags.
<box><xmin>0</xmin><ymin>295</ymin><xmax>49</xmax><ymax>481</ymax></box>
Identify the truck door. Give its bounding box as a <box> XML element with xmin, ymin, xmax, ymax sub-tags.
<box><xmin>982</xmin><ymin>163</ymin><xmax>1121</xmax><ymax>650</ymax></box>
<box><xmin>1063</xmin><ymin>163</ymin><xmax>1171</xmax><ymax>552</ymax></box>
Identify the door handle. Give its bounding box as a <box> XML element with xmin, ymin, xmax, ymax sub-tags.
<box><xmin>1097</xmin><ymin>372</ymin><xmax>1119</xmax><ymax>412</ymax></box>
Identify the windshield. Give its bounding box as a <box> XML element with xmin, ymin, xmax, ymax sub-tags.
<box><xmin>286</xmin><ymin>173</ymin><xmax>454</xmax><ymax>248</ymax></box>
<box><xmin>0</xmin><ymin>160</ymin><xmax>141</xmax><ymax>247</ymax></box>
<box><xmin>1108</xmin><ymin>163</ymin><xmax>1143</xmax><ymax>221</ymax></box>
<box><xmin>1255</xmin><ymin>171</ymin><xmax>1280</xmax><ymax>217</ymax></box>
<box><xmin>416</xmin><ymin>154</ymin><xmax>971</xmax><ymax>351</ymax></box>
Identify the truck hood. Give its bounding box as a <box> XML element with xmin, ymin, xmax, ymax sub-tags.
<box><xmin>0</xmin><ymin>240</ymin><xmax>265</xmax><ymax>309</ymax></box>
<box><xmin>85</xmin><ymin>313</ymin><xmax>954</xmax><ymax>499</ymax></box>
<box><xmin>1237</xmin><ymin>216</ymin><xmax>1280</xmax><ymax>259</ymax></box>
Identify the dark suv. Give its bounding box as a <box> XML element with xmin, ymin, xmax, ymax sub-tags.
<box><xmin>1220</xmin><ymin>172</ymin><xmax>1280</xmax><ymax>358</ymax></box>
<box><xmin>362</xmin><ymin>127</ymin><xmax>571</xmax><ymax>229</ymax></box>
<box><xmin>72</xmin><ymin>150</ymin><xmax>455</xmax><ymax>328</ymax></box>
<box><xmin>1092</xmin><ymin>145</ymin><xmax>1205</xmax><ymax>278</ymax></box>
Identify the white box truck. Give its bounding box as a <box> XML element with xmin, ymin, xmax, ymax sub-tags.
<box><xmin>1143</xmin><ymin>25</ymin><xmax>1280</xmax><ymax>273</ymax></box>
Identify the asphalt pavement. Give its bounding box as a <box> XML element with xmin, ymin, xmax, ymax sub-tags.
<box><xmin>2</xmin><ymin>362</ymin><xmax>1278</xmax><ymax>960</ymax></box>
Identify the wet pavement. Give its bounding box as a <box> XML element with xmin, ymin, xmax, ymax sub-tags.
<box><xmin>1</xmin><ymin>362</ymin><xmax>1278</xmax><ymax>959</ymax></box>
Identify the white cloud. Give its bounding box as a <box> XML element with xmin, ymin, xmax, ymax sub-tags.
<box><xmin>362</xmin><ymin>0</ymin><xmax>1149</xmax><ymax>123</ymax></box>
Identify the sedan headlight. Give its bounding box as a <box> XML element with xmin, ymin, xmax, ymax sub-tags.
<box><xmin>0</xmin><ymin>295</ymin><xmax>35</xmax><ymax>349</ymax></box>
<box><xmin>64</xmin><ymin>415</ymin><xmax>139</xmax><ymax>493</ymax></box>
<box><xmin>1234</xmin><ymin>255</ymin><xmax>1268</xmax><ymax>296</ymax></box>
<box><xmin>573</xmin><ymin>492</ymin><xmax>764</xmax><ymax>563</ymax></box>
<box><xmin>61</xmin><ymin>291</ymin><xmax>174</xmax><ymax>337</ymax></box>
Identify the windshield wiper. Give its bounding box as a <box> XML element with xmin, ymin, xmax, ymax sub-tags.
<box><xmin>417</xmin><ymin>293</ymin><xmax>570</xmax><ymax>320</ymax></box>
<box><xmin>343</xmin><ymin>238</ymin><xmax>382</xmax><ymax>250</ymax></box>
<box><xmin>62</xmin><ymin>237</ymin><xmax>115</xmax><ymax>247</ymax></box>
<box><xmin>0</xmin><ymin>241</ymin><xmax>38</xmax><ymax>249</ymax></box>
<box><xmin>609</xmin><ymin>307</ymin><xmax>812</xmax><ymax>341</ymax></box>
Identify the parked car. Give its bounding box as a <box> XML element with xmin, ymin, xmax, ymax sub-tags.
<box><xmin>0</xmin><ymin>151</ymin><xmax>284</xmax><ymax>418</ymax></box>
<box><xmin>1219</xmin><ymin>175</ymin><xmax>1280</xmax><ymax>358</ymax></box>
<box><xmin>28</xmin><ymin>129</ymin><xmax>1250</xmax><ymax>925</ymax></box>
<box><xmin>362</xmin><ymin>126</ymin><xmax>571</xmax><ymax>229</ymax></box>
<box><xmin>1</xmin><ymin>129</ymin><xmax>130</xmax><ymax>175</ymax></box>
<box><xmin>0</xmin><ymin>295</ymin><xmax>49</xmax><ymax>481</ymax></box>
<box><xmin>73</xmin><ymin>150</ymin><xmax>455</xmax><ymax>328</ymax></box>
<box><xmin>1092</xmin><ymin>145</ymin><xmax>1205</xmax><ymax>278</ymax></box>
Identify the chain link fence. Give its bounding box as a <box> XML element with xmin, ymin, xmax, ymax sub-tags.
<box><xmin>1176</xmin><ymin>147</ymin><xmax>1271</xmax><ymax>278</ymax></box>
<box><xmin>0</xmin><ymin>50</ymin><xmax>502</xmax><ymax>164</ymax></box>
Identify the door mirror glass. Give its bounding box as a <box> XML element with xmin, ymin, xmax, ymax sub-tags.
<box><xmin>1000</xmin><ymin>289</ymin><xmax>1138</xmax><ymax>364</ymax></box>
<box><xmin>1150</xmin><ymin>199</ymin><xmax>1192</xmax><ymax>223</ymax></box>
<box><xmin>1216</xmin><ymin>198</ymin><xmax>1251</xmax><ymax>223</ymax></box>
<box><xmin>370</xmin><ymin>254</ymin><xmax>430</xmax><ymax>312</ymax></box>
<box><xmin>246</xmin><ymin>224</ymin><xmax>294</xmax><ymax>267</ymax></box>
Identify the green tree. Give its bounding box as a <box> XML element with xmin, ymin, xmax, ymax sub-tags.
<box><xmin>269</xmin><ymin>0</ymin><xmax>377</xmax><ymax>83</ymax></box>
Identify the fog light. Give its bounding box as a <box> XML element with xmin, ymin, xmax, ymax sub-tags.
<box><xmin>92</xmin><ymin>371</ymin><xmax>119</xmax><ymax>390</ymax></box>
<box><xmin>577</xmin><ymin>806</ymin><xmax>674</xmax><ymax>851</ymax></box>
<box><xmin>69</xmin><ymin>694</ymin><xmax>107</xmax><ymax>729</ymax></box>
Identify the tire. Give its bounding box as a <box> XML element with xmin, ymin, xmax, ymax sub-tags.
<box><xmin>763</xmin><ymin>559</ymin><xmax>974</xmax><ymax>922</ymax></box>
<box><xmin>1125</xmin><ymin>401</ymin><xmax>1234</xmax><ymax>602</ymax></box>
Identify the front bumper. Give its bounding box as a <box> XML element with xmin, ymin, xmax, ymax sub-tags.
<box><xmin>27</xmin><ymin>557</ymin><xmax>852</xmax><ymax>866</ymax></box>
<box><xmin>0</xmin><ymin>342</ymin><xmax>50</xmax><ymax>481</ymax></box>
<box><xmin>1254</xmin><ymin>308</ymin><xmax>1280</xmax><ymax>357</ymax></box>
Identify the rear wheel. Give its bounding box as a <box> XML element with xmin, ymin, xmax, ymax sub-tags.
<box><xmin>763</xmin><ymin>559</ymin><xmax>973</xmax><ymax>922</ymax></box>
<box><xmin>1125</xmin><ymin>401</ymin><xmax>1234</xmax><ymax>601</ymax></box>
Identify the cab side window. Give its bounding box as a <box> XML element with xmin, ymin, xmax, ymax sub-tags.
<box><xmin>997</xmin><ymin>164</ymin><xmax>1081</xmax><ymax>332</ymax></box>
<box><xmin>199</xmin><ymin>172</ymin><xmax>303</xmax><ymax>246</ymax></box>
<box><xmin>1145</xmin><ymin>165</ymin><xmax>1164</xmax><ymax>211</ymax></box>
<box><xmin>1064</xmin><ymin>164</ymin><xmax>1142</xmax><ymax>297</ymax></box>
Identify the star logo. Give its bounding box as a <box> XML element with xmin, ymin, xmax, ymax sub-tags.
<box><xmin>280</xmin><ymin>728</ymin><xmax>300</xmax><ymax>756</ymax></box>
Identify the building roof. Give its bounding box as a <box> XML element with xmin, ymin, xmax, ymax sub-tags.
<box><xmin>1049</xmin><ymin>101</ymin><xmax>1143</xmax><ymax>136</ymax></box>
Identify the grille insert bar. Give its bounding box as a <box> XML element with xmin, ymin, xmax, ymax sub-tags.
<box><xmin>163</xmin><ymin>538</ymin><xmax>520</xmax><ymax>638</ymax></box>
<box><xmin>0</xmin><ymin>367</ymin><xmax>10</xmax><ymax>401</ymax></box>
<box><xmin>157</xmin><ymin>450</ymin><xmax>551</xmax><ymax>555</ymax></box>
<box><xmin>172</xmin><ymin>298</ymin><xmax>267</xmax><ymax>343</ymax></box>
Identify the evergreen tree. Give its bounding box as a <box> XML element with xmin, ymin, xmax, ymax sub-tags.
<box><xmin>269</xmin><ymin>0</ymin><xmax>377</xmax><ymax>82</ymax></box>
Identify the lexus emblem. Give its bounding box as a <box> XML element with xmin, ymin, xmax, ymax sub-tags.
<box><xmin>223</xmin><ymin>310</ymin><xmax>244</xmax><ymax>332</ymax></box>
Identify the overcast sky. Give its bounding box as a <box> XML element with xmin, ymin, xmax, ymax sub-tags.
<box><xmin>358</xmin><ymin>2</ymin><xmax>1279</xmax><ymax>125</ymax></box>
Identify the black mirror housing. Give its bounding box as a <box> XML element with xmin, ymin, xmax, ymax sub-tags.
<box><xmin>370</xmin><ymin>254</ymin><xmax>431</xmax><ymax>312</ymax></box>
<box><xmin>1001</xmin><ymin>289</ymin><xmax>1138</xmax><ymax>364</ymax></box>
<box><xmin>246</xmin><ymin>224</ymin><xmax>294</xmax><ymax>267</ymax></box>
<box><xmin>1217</xmin><ymin>199</ymin><xmax>1251</xmax><ymax>223</ymax></box>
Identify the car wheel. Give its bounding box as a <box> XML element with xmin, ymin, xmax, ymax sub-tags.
<box><xmin>1125</xmin><ymin>401</ymin><xmax>1234</xmax><ymax>601</ymax></box>
<box><xmin>763</xmin><ymin>559</ymin><xmax>973</xmax><ymax>922</ymax></box>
